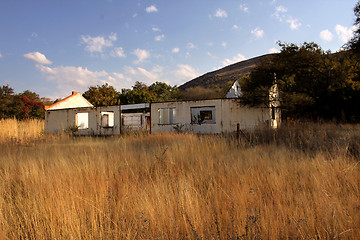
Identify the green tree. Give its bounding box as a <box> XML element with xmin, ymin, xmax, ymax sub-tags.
<box><xmin>148</xmin><ymin>81</ymin><xmax>181</xmax><ymax>101</ymax></box>
<box><xmin>83</xmin><ymin>83</ymin><xmax>119</xmax><ymax>106</ymax></box>
<box><xmin>0</xmin><ymin>86</ymin><xmax>45</xmax><ymax>119</ymax></box>
<box><xmin>118</xmin><ymin>81</ymin><xmax>157</xmax><ymax>104</ymax></box>
<box><xmin>0</xmin><ymin>85</ymin><xmax>20</xmax><ymax>118</ymax></box>
<box><xmin>346</xmin><ymin>1</ymin><xmax>360</xmax><ymax>53</ymax></box>
<box><xmin>241</xmin><ymin>42</ymin><xmax>360</xmax><ymax>121</ymax></box>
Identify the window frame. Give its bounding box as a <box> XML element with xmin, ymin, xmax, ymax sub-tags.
<box><xmin>101</xmin><ymin>111</ymin><xmax>114</xmax><ymax>128</ymax></box>
<box><xmin>190</xmin><ymin>106</ymin><xmax>216</xmax><ymax>124</ymax></box>
<box><xmin>158</xmin><ymin>108</ymin><xmax>176</xmax><ymax>125</ymax></box>
<box><xmin>76</xmin><ymin>112</ymin><xmax>89</xmax><ymax>129</ymax></box>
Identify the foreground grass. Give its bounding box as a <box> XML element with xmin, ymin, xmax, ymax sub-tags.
<box><xmin>0</xmin><ymin>119</ymin><xmax>359</xmax><ymax>239</ymax></box>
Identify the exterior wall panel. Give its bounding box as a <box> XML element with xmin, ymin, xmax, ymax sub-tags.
<box><xmin>150</xmin><ymin>99</ymin><xmax>270</xmax><ymax>134</ymax></box>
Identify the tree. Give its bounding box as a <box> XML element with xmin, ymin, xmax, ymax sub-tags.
<box><xmin>0</xmin><ymin>85</ymin><xmax>20</xmax><ymax>118</ymax></box>
<box><xmin>148</xmin><ymin>81</ymin><xmax>181</xmax><ymax>101</ymax></box>
<box><xmin>118</xmin><ymin>81</ymin><xmax>180</xmax><ymax>104</ymax></box>
<box><xmin>346</xmin><ymin>1</ymin><xmax>360</xmax><ymax>53</ymax></box>
<box><xmin>0</xmin><ymin>86</ymin><xmax>45</xmax><ymax>119</ymax></box>
<box><xmin>241</xmin><ymin>42</ymin><xmax>360</xmax><ymax>121</ymax></box>
<box><xmin>18</xmin><ymin>95</ymin><xmax>45</xmax><ymax>119</ymax></box>
<box><xmin>83</xmin><ymin>83</ymin><xmax>119</xmax><ymax>106</ymax></box>
<box><xmin>118</xmin><ymin>81</ymin><xmax>157</xmax><ymax>104</ymax></box>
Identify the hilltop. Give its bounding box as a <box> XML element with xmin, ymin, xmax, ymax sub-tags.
<box><xmin>179</xmin><ymin>54</ymin><xmax>275</xmax><ymax>99</ymax></box>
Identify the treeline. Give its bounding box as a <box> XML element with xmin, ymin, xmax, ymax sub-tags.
<box><xmin>0</xmin><ymin>86</ymin><xmax>51</xmax><ymax>119</ymax></box>
<box><xmin>0</xmin><ymin>81</ymin><xmax>180</xmax><ymax>119</ymax></box>
<box><xmin>83</xmin><ymin>81</ymin><xmax>180</xmax><ymax>107</ymax></box>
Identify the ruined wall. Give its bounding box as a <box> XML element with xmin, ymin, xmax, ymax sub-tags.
<box><xmin>150</xmin><ymin>99</ymin><xmax>269</xmax><ymax>134</ymax></box>
<box><xmin>45</xmin><ymin>106</ymin><xmax>121</xmax><ymax>135</ymax></box>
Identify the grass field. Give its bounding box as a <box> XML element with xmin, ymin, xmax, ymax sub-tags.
<box><xmin>0</xmin><ymin>119</ymin><xmax>359</xmax><ymax>239</ymax></box>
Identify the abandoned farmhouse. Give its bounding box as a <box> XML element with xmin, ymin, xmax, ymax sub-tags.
<box><xmin>44</xmin><ymin>81</ymin><xmax>280</xmax><ymax>135</ymax></box>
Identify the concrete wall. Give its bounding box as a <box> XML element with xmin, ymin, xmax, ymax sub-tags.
<box><xmin>45</xmin><ymin>106</ymin><xmax>121</xmax><ymax>135</ymax></box>
<box><xmin>150</xmin><ymin>99</ymin><xmax>270</xmax><ymax>134</ymax></box>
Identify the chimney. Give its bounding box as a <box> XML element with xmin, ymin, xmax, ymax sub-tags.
<box><xmin>72</xmin><ymin>91</ymin><xmax>78</xmax><ymax>95</ymax></box>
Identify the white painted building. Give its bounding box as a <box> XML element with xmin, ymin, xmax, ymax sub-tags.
<box><xmin>45</xmin><ymin>87</ymin><xmax>280</xmax><ymax>135</ymax></box>
<box><xmin>150</xmin><ymin>98</ymin><xmax>271</xmax><ymax>134</ymax></box>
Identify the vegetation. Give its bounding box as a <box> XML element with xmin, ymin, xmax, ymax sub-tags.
<box><xmin>241</xmin><ymin>42</ymin><xmax>360</xmax><ymax>121</ymax></box>
<box><xmin>0</xmin><ymin>86</ymin><xmax>51</xmax><ymax>120</ymax></box>
<box><xmin>83</xmin><ymin>83</ymin><xmax>120</xmax><ymax>107</ymax></box>
<box><xmin>0</xmin><ymin>119</ymin><xmax>359</xmax><ymax>239</ymax></box>
<box><xmin>83</xmin><ymin>81</ymin><xmax>180</xmax><ymax>106</ymax></box>
<box><xmin>346</xmin><ymin>1</ymin><xmax>360</xmax><ymax>53</ymax></box>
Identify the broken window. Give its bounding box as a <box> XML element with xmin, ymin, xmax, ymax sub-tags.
<box><xmin>191</xmin><ymin>106</ymin><xmax>216</xmax><ymax>124</ymax></box>
<box><xmin>101</xmin><ymin>112</ymin><xmax>114</xmax><ymax>127</ymax></box>
<box><xmin>76</xmin><ymin>112</ymin><xmax>89</xmax><ymax>129</ymax></box>
<box><xmin>159</xmin><ymin>108</ymin><xmax>176</xmax><ymax>125</ymax></box>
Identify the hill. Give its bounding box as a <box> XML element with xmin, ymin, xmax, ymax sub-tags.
<box><xmin>179</xmin><ymin>54</ymin><xmax>275</xmax><ymax>99</ymax></box>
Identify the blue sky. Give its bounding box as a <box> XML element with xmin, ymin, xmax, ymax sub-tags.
<box><xmin>0</xmin><ymin>0</ymin><xmax>358</xmax><ymax>99</ymax></box>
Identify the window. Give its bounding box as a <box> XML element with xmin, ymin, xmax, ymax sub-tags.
<box><xmin>101</xmin><ymin>112</ymin><xmax>114</xmax><ymax>127</ymax></box>
<box><xmin>159</xmin><ymin>108</ymin><xmax>176</xmax><ymax>125</ymax></box>
<box><xmin>191</xmin><ymin>106</ymin><xmax>216</xmax><ymax>124</ymax></box>
<box><xmin>76</xmin><ymin>113</ymin><xmax>88</xmax><ymax>129</ymax></box>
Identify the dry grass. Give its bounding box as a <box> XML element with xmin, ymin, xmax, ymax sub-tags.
<box><xmin>0</xmin><ymin>119</ymin><xmax>359</xmax><ymax>239</ymax></box>
<box><xmin>0</xmin><ymin>118</ymin><xmax>44</xmax><ymax>144</ymax></box>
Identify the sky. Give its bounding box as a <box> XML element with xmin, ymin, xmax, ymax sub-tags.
<box><xmin>0</xmin><ymin>0</ymin><xmax>358</xmax><ymax>99</ymax></box>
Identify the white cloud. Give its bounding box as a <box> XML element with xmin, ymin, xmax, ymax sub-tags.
<box><xmin>36</xmin><ymin>64</ymin><xmax>120</xmax><ymax>97</ymax></box>
<box><xmin>240</xmin><ymin>4</ymin><xmax>249</xmax><ymax>13</ymax></box>
<box><xmin>146</xmin><ymin>5</ymin><xmax>158</xmax><ymax>13</ymax></box>
<box><xmin>214</xmin><ymin>8</ymin><xmax>228</xmax><ymax>18</ymax></box>
<box><xmin>172</xmin><ymin>64</ymin><xmax>199</xmax><ymax>83</ymax></box>
<box><xmin>154</xmin><ymin>34</ymin><xmax>165</xmax><ymax>41</ymax></box>
<box><xmin>232</xmin><ymin>24</ymin><xmax>239</xmax><ymax>30</ymax></box>
<box><xmin>222</xmin><ymin>53</ymin><xmax>246</xmax><ymax>66</ymax></box>
<box><xmin>287</xmin><ymin>18</ymin><xmax>301</xmax><ymax>30</ymax></box>
<box><xmin>110</xmin><ymin>47</ymin><xmax>126</xmax><ymax>58</ymax></box>
<box><xmin>152</xmin><ymin>27</ymin><xmax>161</xmax><ymax>32</ymax></box>
<box><xmin>24</xmin><ymin>52</ymin><xmax>52</xmax><ymax>65</ymax></box>
<box><xmin>320</xmin><ymin>29</ymin><xmax>333</xmax><ymax>42</ymax></box>
<box><xmin>335</xmin><ymin>24</ymin><xmax>357</xmax><ymax>43</ymax></box>
<box><xmin>38</xmin><ymin>65</ymin><xmax>107</xmax><ymax>87</ymax></box>
<box><xmin>133</xmin><ymin>48</ymin><xmax>150</xmax><ymax>64</ymax></box>
<box><xmin>108</xmin><ymin>33</ymin><xmax>117</xmax><ymax>41</ymax></box>
<box><xmin>172</xmin><ymin>47</ymin><xmax>180</xmax><ymax>53</ymax></box>
<box><xmin>137</xmin><ymin>67</ymin><xmax>159</xmax><ymax>81</ymax></box>
<box><xmin>273</xmin><ymin>5</ymin><xmax>287</xmax><ymax>22</ymax></box>
<box><xmin>0</xmin><ymin>53</ymin><xmax>2</xmax><ymax>58</ymax></box>
<box><xmin>222</xmin><ymin>41</ymin><xmax>227</xmax><ymax>47</ymax></box>
<box><xmin>273</xmin><ymin>5</ymin><xmax>301</xmax><ymax>30</ymax></box>
<box><xmin>269</xmin><ymin>48</ymin><xmax>280</xmax><ymax>53</ymax></box>
<box><xmin>251</xmin><ymin>27</ymin><xmax>265</xmax><ymax>39</ymax></box>
<box><xmin>124</xmin><ymin>65</ymin><xmax>164</xmax><ymax>85</ymax></box>
<box><xmin>80</xmin><ymin>33</ymin><xmax>117</xmax><ymax>53</ymax></box>
<box><xmin>112</xmin><ymin>72</ymin><xmax>125</xmax><ymax>80</ymax></box>
<box><xmin>187</xmin><ymin>42</ymin><xmax>196</xmax><ymax>49</ymax></box>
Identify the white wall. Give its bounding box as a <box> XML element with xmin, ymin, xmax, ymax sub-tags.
<box><xmin>150</xmin><ymin>99</ymin><xmax>269</xmax><ymax>134</ymax></box>
<box><xmin>45</xmin><ymin>106</ymin><xmax>121</xmax><ymax>135</ymax></box>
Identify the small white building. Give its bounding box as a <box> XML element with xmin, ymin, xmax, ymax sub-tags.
<box><xmin>150</xmin><ymin>98</ymin><xmax>271</xmax><ymax>134</ymax></box>
<box><xmin>44</xmin><ymin>86</ymin><xmax>280</xmax><ymax>135</ymax></box>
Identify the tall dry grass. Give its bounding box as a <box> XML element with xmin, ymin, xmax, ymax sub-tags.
<box><xmin>0</xmin><ymin>120</ymin><xmax>359</xmax><ymax>239</ymax></box>
<box><xmin>0</xmin><ymin>118</ymin><xmax>44</xmax><ymax>144</ymax></box>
